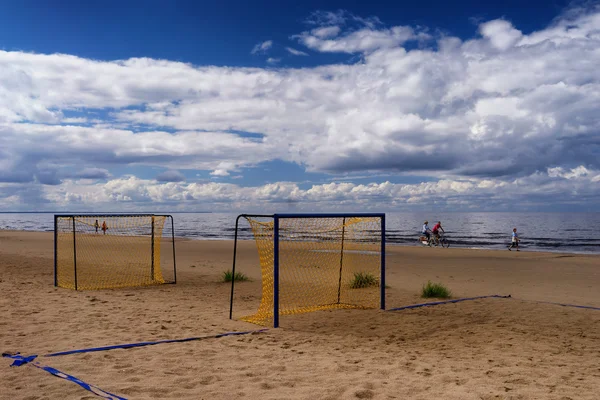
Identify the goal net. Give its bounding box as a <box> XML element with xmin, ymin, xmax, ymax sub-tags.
<box><xmin>54</xmin><ymin>214</ymin><xmax>176</xmax><ymax>290</ymax></box>
<box><xmin>232</xmin><ymin>213</ymin><xmax>385</xmax><ymax>327</ymax></box>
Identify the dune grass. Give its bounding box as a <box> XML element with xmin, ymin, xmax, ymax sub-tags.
<box><xmin>421</xmin><ymin>281</ymin><xmax>451</xmax><ymax>298</ymax></box>
<box><xmin>222</xmin><ymin>270</ymin><xmax>249</xmax><ymax>283</ymax></box>
<box><xmin>350</xmin><ymin>272</ymin><xmax>379</xmax><ymax>288</ymax></box>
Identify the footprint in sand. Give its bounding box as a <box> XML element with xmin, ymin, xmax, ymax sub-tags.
<box><xmin>354</xmin><ymin>389</ymin><xmax>375</xmax><ymax>399</ymax></box>
<box><xmin>260</xmin><ymin>382</ymin><xmax>275</xmax><ymax>390</ymax></box>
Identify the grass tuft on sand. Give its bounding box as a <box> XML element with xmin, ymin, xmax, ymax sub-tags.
<box><xmin>222</xmin><ymin>270</ymin><xmax>249</xmax><ymax>282</ymax></box>
<box><xmin>350</xmin><ymin>272</ymin><xmax>379</xmax><ymax>288</ymax></box>
<box><xmin>421</xmin><ymin>281</ymin><xmax>451</xmax><ymax>298</ymax></box>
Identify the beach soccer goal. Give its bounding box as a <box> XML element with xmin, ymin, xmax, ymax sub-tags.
<box><xmin>229</xmin><ymin>213</ymin><xmax>386</xmax><ymax>327</ymax></box>
<box><xmin>54</xmin><ymin>214</ymin><xmax>176</xmax><ymax>290</ymax></box>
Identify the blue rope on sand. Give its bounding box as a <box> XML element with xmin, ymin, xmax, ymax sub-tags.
<box><xmin>34</xmin><ymin>363</ymin><xmax>128</xmax><ymax>400</ymax></box>
<box><xmin>2</xmin><ymin>353</ymin><xmax>126</xmax><ymax>400</ymax></box>
<box><xmin>518</xmin><ymin>299</ymin><xmax>600</xmax><ymax>311</ymax></box>
<box><xmin>2</xmin><ymin>352</ymin><xmax>37</xmax><ymax>366</ymax></box>
<box><xmin>387</xmin><ymin>294</ymin><xmax>512</xmax><ymax>311</ymax></box>
<box><xmin>2</xmin><ymin>328</ymin><xmax>268</xmax><ymax>400</ymax></box>
<box><xmin>387</xmin><ymin>294</ymin><xmax>600</xmax><ymax>312</ymax></box>
<box><xmin>45</xmin><ymin>328</ymin><xmax>269</xmax><ymax>357</ymax></box>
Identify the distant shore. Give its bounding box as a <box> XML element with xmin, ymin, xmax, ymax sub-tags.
<box><xmin>1</xmin><ymin>226</ymin><xmax>599</xmax><ymax>256</ymax></box>
<box><xmin>2</xmin><ymin>211</ymin><xmax>599</xmax><ymax>254</ymax></box>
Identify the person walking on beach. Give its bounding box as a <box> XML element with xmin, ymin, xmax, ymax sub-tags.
<box><xmin>508</xmin><ymin>228</ymin><xmax>519</xmax><ymax>251</ymax></box>
<box><xmin>94</xmin><ymin>219</ymin><xmax>99</xmax><ymax>233</ymax></box>
<box><xmin>101</xmin><ymin>221</ymin><xmax>108</xmax><ymax>235</ymax></box>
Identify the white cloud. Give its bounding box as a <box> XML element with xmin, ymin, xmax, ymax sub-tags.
<box><xmin>295</xmin><ymin>26</ymin><xmax>418</xmax><ymax>53</ymax></box>
<box><xmin>547</xmin><ymin>166</ymin><xmax>591</xmax><ymax>179</ymax></box>
<box><xmin>31</xmin><ymin>167</ymin><xmax>600</xmax><ymax>211</ymax></box>
<box><xmin>210</xmin><ymin>169</ymin><xmax>230</xmax><ymax>177</ymax></box>
<box><xmin>251</xmin><ymin>40</ymin><xmax>273</xmax><ymax>54</ymax></box>
<box><xmin>479</xmin><ymin>19</ymin><xmax>523</xmax><ymax>50</ymax></box>
<box><xmin>474</xmin><ymin>97</ymin><xmax>528</xmax><ymax>118</ymax></box>
<box><xmin>311</xmin><ymin>26</ymin><xmax>341</xmax><ymax>39</ymax></box>
<box><xmin>0</xmin><ymin>6</ymin><xmax>599</xmax><ymax>210</ymax></box>
<box><xmin>62</xmin><ymin>117</ymin><xmax>88</xmax><ymax>124</ymax></box>
<box><xmin>266</xmin><ymin>57</ymin><xmax>281</xmax><ymax>64</ymax></box>
<box><xmin>0</xmin><ymin>122</ymin><xmax>274</xmax><ymax>184</ymax></box>
<box><xmin>285</xmin><ymin>47</ymin><xmax>309</xmax><ymax>56</ymax></box>
<box><xmin>294</xmin><ymin>11</ymin><xmax>426</xmax><ymax>54</ymax></box>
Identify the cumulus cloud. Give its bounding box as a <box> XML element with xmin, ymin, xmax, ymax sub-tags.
<box><xmin>32</xmin><ymin>167</ymin><xmax>600</xmax><ymax>212</ymax></box>
<box><xmin>210</xmin><ymin>169</ymin><xmax>230</xmax><ymax>177</ymax></box>
<box><xmin>479</xmin><ymin>19</ymin><xmax>523</xmax><ymax>50</ymax></box>
<box><xmin>1</xmin><ymin>5</ymin><xmax>599</xmax><ymax>210</ymax></box>
<box><xmin>0</xmin><ymin>123</ymin><xmax>274</xmax><ymax>176</ymax></box>
<box><xmin>251</xmin><ymin>40</ymin><xmax>273</xmax><ymax>54</ymax></box>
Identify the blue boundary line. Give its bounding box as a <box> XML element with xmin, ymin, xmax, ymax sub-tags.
<box><xmin>3</xmin><ymin>329</ymin><xmax>268</xmax><ymax>400</ymax></box>
<box><xmin>387</xmin><ymin>295</ymin><xmax>600</xmax><ymax>312</ymax></box>
<box><xmin>34</xmin><ymin>363</ymin><xmax>127</xmax><ymax>400</ymax></box>
<box><xmin>517</xmin><ymin>299</ymin><xmax>600</xmax><ymax>311</ymax></box>
<box><xmin>387</xmin><ymin>295</ymin><xmax>511</xmax><ymax>311</ymax></box>
<box><xmin>45</xmin><ymin>329</ymin><xmax>268</xmax><ymax>357</ymax></box>
<box><xmin>2</xmin><ymin>354</ymin><xmax>126</xmax><ymax>400</ymax></box>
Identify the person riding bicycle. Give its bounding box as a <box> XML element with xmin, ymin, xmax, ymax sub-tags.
<box><xmin>432</xmin><ymin>221</ymin><xmax>444</xmax><ymax>245</ymax></box>
<box><xmin>422</xmin><ymin>221</ymin><xmax>432</xmax><ymax>243</ymax></box>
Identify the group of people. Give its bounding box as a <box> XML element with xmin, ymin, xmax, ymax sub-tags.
<box><xmin>421</xmin><ymin>221</ymin><xmax>521</xmax><ymax>250</ymax></box>
<box><xmin>93</xmin><ymin>220</ymin><xmax>108</xmax><ymax>235</ymax></box>
<box><xmin>421</xmin><ymin>220</ymin><xmax>445</xmax><ymax>246</ymax></box>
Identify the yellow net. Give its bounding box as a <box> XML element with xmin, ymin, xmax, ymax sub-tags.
<box><xmin>242</xmin><ymin>216</ymin><xmax>382</xmax><ymax>325</ymax></box>
<box><xmin>55</xmin><ymin>215</ymin><xmax>174</xmax><ymax>290</ymax></box>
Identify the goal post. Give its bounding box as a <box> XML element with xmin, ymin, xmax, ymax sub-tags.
<box><xmin>54</xmin><ymin>214</ymin><xmax>177</xmax><ymax>290</ymax></box>
<box><xmin>230</xmin><ymin>213</ymin><xmax>386</xmax><ymax>327</ymax></box>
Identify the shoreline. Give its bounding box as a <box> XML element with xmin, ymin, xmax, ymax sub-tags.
<box><xmin>1</xmin><ymin>228</ymin><xmax>599</xmax><ymax>256</ymax></box>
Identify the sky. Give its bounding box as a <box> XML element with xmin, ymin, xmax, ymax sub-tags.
<box><xmin>0</xmin><ymin>0</ymin><xmax>599</xmax><ymax>212</ymax></box>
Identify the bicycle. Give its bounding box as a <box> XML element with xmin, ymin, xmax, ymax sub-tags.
<box><xmin>419</xmin><ymin>235</ymin><xmax>433</xmax><ymax>246</ymax></box>
<box><xmin>434</xmin><ymin>233</ymin><xmax>450</xmax><ymax>248</ymax></box>
<box><xmin>419</xmin><ymin>233</ymin><xmax>449</xmax><ymax>248</ymax></box>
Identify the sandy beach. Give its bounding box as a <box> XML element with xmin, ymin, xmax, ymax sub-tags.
<box><xmin>1</xmin><ymin>230</ymin><xmax>599</xmax><ymax>399</ymax></box>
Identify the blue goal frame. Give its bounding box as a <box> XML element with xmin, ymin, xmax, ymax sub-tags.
<box><xmin>230</xmin><ymin>213</ymin><xmax>386</xmax><ymax>328</ymax></box>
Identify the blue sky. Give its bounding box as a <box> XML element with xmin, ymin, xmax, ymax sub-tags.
<box><xmin>0</xmin><ymin>0</ymin><xmax>599</xmax><ymax>212</ymax></box>
<box><xmin>1</xmin><ymin>0</ymin><xmax>572</xmax><ymax>67</ymax></box>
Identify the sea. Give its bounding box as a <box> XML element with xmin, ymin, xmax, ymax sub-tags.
<box><xmin>1</xmin><ymin>212</ymin><xmax>599</xmax><ymax>255</ymax></box>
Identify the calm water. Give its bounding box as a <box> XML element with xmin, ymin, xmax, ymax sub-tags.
<box><xmin>1</xmin><ymin>212</ymin><xmax>599</xmax><ymax>254</ymax></box>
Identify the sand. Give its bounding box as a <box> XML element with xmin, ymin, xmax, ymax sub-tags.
<box><xmin>1</xmin><ymin>230</ymin><xmax>599</xmax><ymax>400</ymax></box>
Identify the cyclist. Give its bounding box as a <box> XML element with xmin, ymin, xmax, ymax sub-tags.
<box><xmin>422</xmin><ymin>221</ymin><xmax>432</xmax><ymax>243</ymax></box>
<box><xmin>432</xmin><ymin>221</ymin><xmax>444</xmax><ymax>245</ymax></box>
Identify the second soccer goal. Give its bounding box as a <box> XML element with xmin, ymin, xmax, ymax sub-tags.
<box><xmin>229</xmin><ymin>213</ymin><xmax>386</xmax><ymax>327</ymax></box>
<box><xmin>54</xmin><ymin>214</ymin><xmax>177</xmax><ymax>290</ymax></box>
